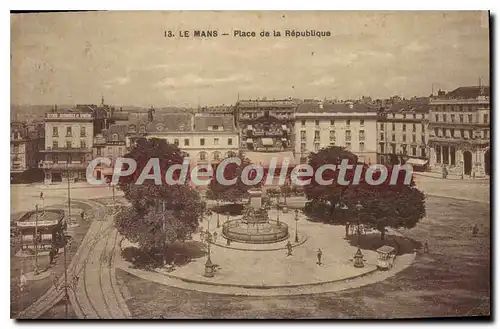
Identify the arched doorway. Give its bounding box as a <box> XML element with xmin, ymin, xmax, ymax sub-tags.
<box><xmin>484</xmin><ymin>149</ymin><xmax>490</xmax><ymax>176</ymax></box>
<box><xmin>463</xmin><ymin>151</ymin><xmax>472</xmax><ymax>175</ymax></box>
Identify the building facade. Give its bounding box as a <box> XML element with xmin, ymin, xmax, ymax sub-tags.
<box><xmin>295</xmin><ymin>102</ymin><xmax>378</xmax><ymax>164</ymax></box>
<box><xmin>428</xmin><ymin>86</ymin><xmax>490</xmax><ymax>177</ymax></box>
<box><xmin>234</xmin><ymin>99</ymin><xmax>296</xmax><ymax>153</ymax></box>
<box><xmin>10</xmin><ymin>121</ymin><xmax>45</xmax><ymax>182</ymax></box>
<box><xmin>41</xmin><ymin>108</ymin><xmax>94</xmax><ymax>184</ymax></box>
<box><xmin>377</xmin><ymin>101</ymin><xmax>430</xmax><ymax>169</ymax></box>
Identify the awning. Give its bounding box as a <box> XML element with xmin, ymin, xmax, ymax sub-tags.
<box><xmin>246</xmin><ymin>138</ymin><xmax>254</xmax><ymax>143</ymax></box>
<box><xmin>245</xmin><ymin>151</ymin><xmax>296</xmax><ymax>167</ymax></box>
<box><xmin>406</xmin><ymin>158</ymin><xmax>428</xmax><ymax>166</ymax></box>
<box><xmin>262</xmin><ymin>138</ymin><xmax>274</xmax><ymax>146</ymax></box>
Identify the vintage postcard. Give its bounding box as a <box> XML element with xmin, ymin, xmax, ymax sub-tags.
<box><xmin>10</xmin><ymin>11</ymin><xmax>490</xmax><ymax>319</ymax></box>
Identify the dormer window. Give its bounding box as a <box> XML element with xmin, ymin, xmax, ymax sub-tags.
<box><xmin>213</xmin><ymin>125</ymin><xmax>219</xmax><ymax>131</ymax></box>
<box><xmin>112</xmin><ymin>134</ymin><xmax>118</xmax><ymax>141</ymax></box>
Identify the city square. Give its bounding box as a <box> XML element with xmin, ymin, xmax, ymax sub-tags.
<box><xmin>10</xmin><ymin>11</ymin><xmax>490</xmax><ymax>320</ymax></box>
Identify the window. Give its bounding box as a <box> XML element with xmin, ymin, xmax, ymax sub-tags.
<box><xmin>359</xmin><ymin>130</ymin><xmax>365</xmax><ymax>141</ymax></box>
<box><xmin>392</xmin><ymin>123</ymin><xmax>395</xmax><ymax>130</ymax></box>
<box><xmin>450</xmin><ymin>129</ymin><xmax>455</xmax><ymax>138</ymax></box>
<box><xmin>66</xmin><ymin>141</ymin><xmax>72</xmax><ymax>148</ymax></box>
<box><xmin>421</xmin><ymin>135</ymin><xmax>426</xmax><ymax>143</ymax></box>
<box><xmin>346</xmin><ymin>120</ymin><xmax>351</xmax><ymax>126</ymax></box>
<box><xmin>468</xmin><ymin>114</ymin><xmax>473</xmax><ymax>123</ymax></box>
<box><xmin>403</xmin><ymin>134</ymin><xmax>407</xmax><ymax>142</ymax></box>
<box><xmin>379</xmin><ymin>143</ymin><xmax>385</xmax><ymax>153</ymax></box>
<box><xmin>214</xmin><ymin>138</ymin><xmax>219</xmax><ymax>145</ymax></box>
<box><xmin>301</xmin><ymin>120</ymin><xmax>306</xmax><ymax>126</ymax></box>
<box><xmin>413</xmin><ymin>113</ymin><xmax>416</xmax><ymax>119</ymax></box>
<box><xmin>184</xmin><ymin>139</ymin><xmax>190</xmax><ymax>146</ymax></box>
<box><xmin>392</xmin><ymin>133</ymin><xmax>395</xmax><ymax>142</ymax></box>
<box><xmin>391</xmin><ymin>143</ymin><xmax>396</xmax><ymax>154</ymax></box>
<box><xmin>300</xmin><ymin>143</ymin><xmax>306</xmax><ymax>153</ymax></box>
<box><xmin>81</xmin><ymin>127</ymin><xmax>86</xmax><ymax>137</ymax></box>
<box><xmin>360</xmin><ymin>119</ymin><xmax>364</xmax><ymax>126</ymax></box>
<box><xmin>118</xmin><ymin>147</ymin><xmax>123</xmax><ymax>157</ymax></box>
<box><xmin>53</xmin><ymin>156</ymin><xmax>59</xmax><ymax>163</ymax></box>
<box><xmin>199</xmin><ymin>152</ymin><xmax>207</xmax><ymax>161</ymax></box>
<box><xmin>329</xmin><ymin>130</ymin><xmax>335</xmax><ymax>141</ymax></box>
<box><xmin>52</xmin><ymin>140</ymin><xmax>58</xmax><ymax>149</ymax></box>
<box><xmin>460</xmin><ymin>114</ymin><xmax>464</xmax><ymax>123</ymax></box>
<box><xmin>66</xmin><ymin>127</ymin><xmax>72</xmax><ymax>137</ymax></box>
<box><xmin>484</xmin><ymin>114</ymin><xmax>488</xmax><ymax>124</ymax></box>
<box><xmin>443</xmin><ymin>114</ymin><xmax>447</xmax><ymax>123</ymax></box>
<box><xmin>300</xmin><ymin>131</ymin><xmax>306</xmax><ymax>141</ymax></box>
<box><xmin>200</xmin><ymin>138</ymin><xmax>205</xmax><ymax>146</ymax></box>
<box><xmin>314</xmin><ymin>142</ymin><xmax>320</xmax><ymax>151</ymax></box>
<box><xmin>392</xmin><ymin>113</ymin><xmax>396</xmax><ymax>118</ymax></box>
<box><xmin>174</xmin><ymin>139</ymin><xmax>179</xmax><ymax>146</ymax></box>
<box><xmin>412</xmin><ymin>147</ymin><xmax>417</xmax><ymax>156</ymax></box>
<box><xmin>112</xmin><ymin>134</ymin><xmax>118</xmax><ymax>141</ymax></box>
<box><xmin>80</xmin><ymin>140</ymin><xmax>86</xmax><ymax>148</ymax></box>
<box><xmin>315</xmin><ymin>120</ymin><xmax>319</xmax><ymax>126</ymax></box>
<box><xmin>345</xmin><ymin>142</ymin><xmax>351</xmax><ymax>150</ymax></box>
<box><xmin>228</xmin><ymin>138</ymin><xmax>233</xmax><ymax>146</ymax></box>
<box><xmin>52</xmin><ymin>127</ymin><xmax>58</xmax><ymax>137</ymax></box>
<box><xmin>412</xmin><ymin>124</ymin><xmax>416</xmax><ymax>132</ymax></box>
<box><xmin>412</xmin><ymin>134</ymin><xmax>416</xmax><ymax>142</ymax></box>
<box><xmin>314</xmin><ymin>131</ymin><xmax>320</xmax><ymax>140</ymax></box>
<box><xmin>434</xmin><ymin>128</ymin><xmax>438</xmax><ymax>137</ymax></box>
<box><xmin>345</xmin><ymin>130</ymin><xmax>351</xmax><ymax>142</ymax></box>
<box><xmin>451</xmin><ymin>114</ymin><xmax>455</xmax><ymax>122</ymax></box>
<box><xmin>330</xmin><ymin>119</ymin><xmax>335</xmax><ymax>126</ymax></box>
<box><xmin>359</xmin><ymin>142</ymin><xmax>365</xmax><ymax>152</ymax></box>
<box><xmin>435</xmin><ymin>114</ymin><xmax>439</xmax><ymax>122</ymax></box>
<box><xmin>96</xmin><ymin>148</ymin><xmax>102</xmax><ymax>156</ymax></box>
<box><xmin>421</xmin><ymin>147</ymin><xmax>426</xmax><ymax>158</ymax></box>
<box><xmin>403</xmin><ymin>124</ymin><xmax>406</xmax><ymax>132</ymax></box>
<box><xmin>402</xmin><ymin>145</ymin><xmax>407</xmax><ymax>154</ymax></box>
<box><xmin>380</xmin><ymin>132</ymin><xmax>385</xmax><ymax>140</ymax></box>
<box><xmin>460</xmin><ymin>129</ymin><xmax>465</xmax><ymax>138</ymax></box>
<box><xmin>212</xmin><ymin>125</ymin><xmax>219</xmax><ymax>131</ymax></box>
<box><xmin>107</xmin><ymin>147</ymin><xmax>112</xmax><ymax>155</ymax></box>
<box><xmin>380</xmin><ymin>123</ymin><xmax>384</xmax><ymax>130</ymax></box>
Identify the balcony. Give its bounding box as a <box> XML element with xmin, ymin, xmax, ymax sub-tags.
<box><xmin>40</xmin><ymin>161</ymin><xmax>88</xmax><ymax>170</ymax></box>
<box><xmin>41</xmin><ymin>147</ymin><xmax>92</xmax><ymax>153</ymax></box>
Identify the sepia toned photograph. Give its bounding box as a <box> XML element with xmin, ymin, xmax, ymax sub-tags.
<box><xmin>10</xmin><ymin>11</ymin><xmax>490</xmax><ymax>319</ymax></box>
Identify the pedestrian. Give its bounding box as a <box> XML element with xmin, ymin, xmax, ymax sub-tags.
<box><xmin>317</xmin><ymin>248</ymin><xmax>323</xmax><ymax>265</ymax></box>
<box><xmin>423</xmin><ymin>240</ymin><xmax>429</xmax><ymax>253</ymax></box>
<box><xmin>226</xmin><ymin>238</ymin><xmax>231</xmax><ymax>246</ymax></box>
<box><xmin>49</xmin><ymin>247</ymin><xmax>55</xmax><ymax>264</ymax></box>
<box><xmin>286</xmin><ymin>241</ymin><xmax>293</xmax><ymax>256</ymax></box>
<box><xmin>472</xmin><ymin>224</ymin><xmax>479</xmax><ymax>237</ymax></box>
<box><xmin>80</xmin><ymin>211</ymin><xmax>85</xmax><ymax>221</ymax></box>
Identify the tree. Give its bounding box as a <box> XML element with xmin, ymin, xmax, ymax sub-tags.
<box><xmin>343</xmin><ymin>165</ymin><xmax>426</xmax><ymax>240</ymax></box>
<box><xmin>303</xmin><ymin>146</ymin><xmax>425</xmax><ymax>240</ymax></box>
<box><xmin>115</xmin><ymin>138</ymin><xmax>204</xmax><ymax>257</ymax></box>
<box><xmin>206</xmin><ymin>152</ymin><xmax>257</xmax><ymax>204</ymax></box>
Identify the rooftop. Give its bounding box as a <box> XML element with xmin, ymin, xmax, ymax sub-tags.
<box><xmin>296</xmin><ymin>102</ymin><xmax>378</xmax><ymax>113</ymax></box>
<box><xmin>193</xmin><ymin>115</ymin><xmax>236</xmax><ymax>132</ymax></box>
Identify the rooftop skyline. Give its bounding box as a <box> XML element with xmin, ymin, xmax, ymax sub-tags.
<box><xmin>11</xmin><ymin>11</ymin><xmax>490</xmax><ymax>107</ymax></box>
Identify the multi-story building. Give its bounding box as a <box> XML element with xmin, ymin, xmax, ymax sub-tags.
<box><xmin>295</xmin><ymin>102</ymin><xmax>378</xmax><ymax>164</ymax></box>
<box><xmin>234</xmin><ymin>99</ymin><xmax>296</xmax><ymax>153</ymax></box>
<box><xmin>92</xmin><ymin>124</ymin><xmax>129</xmax><ymax>181</ymax></box>
<box><xmin>428</xmin><ymin>86</ymin><xmax>490</xmax><ymax>177</ymax></box>
<box><xmin>10</xmin><ymin>121</ymin><xmax>45</xmax><ymax>183</ymax></box>
<box><xmin>128</xmin><ymin>112</ymin><xmax>239</xmax><ymax>167</ymax></box>
<box><xmin>377</xmin><ymin>100</ymin><xmax>430</xmax><ymax>169</ymax></box>
<box><xmin>41</xmin><ymin>108</ymin><xmax>94</xmax><ymax>184</ymax></box>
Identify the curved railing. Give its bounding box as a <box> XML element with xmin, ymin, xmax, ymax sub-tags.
<box><xmin>222</xmin><ymin>220</ymin><xmax>289</xmax><ymax>244</ymax></box>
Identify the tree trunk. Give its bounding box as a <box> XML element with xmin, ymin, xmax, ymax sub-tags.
<box><xmin>345</xmin><ymin>224</ymin><xmax>349</xmax><ymax>237</ymax></box>
<box><xmin>380</xmin><ymin>226</ymin><xmax>386</xmax><ymax>240</ymax></box>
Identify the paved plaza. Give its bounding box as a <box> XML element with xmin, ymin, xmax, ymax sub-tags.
<box><xmin>10</xmin><ymin>173</ymin><xmax>491</xmax><ymax>318</ymax></box>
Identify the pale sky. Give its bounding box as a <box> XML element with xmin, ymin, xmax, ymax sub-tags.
<box><xmin>11</xmin><ymin>11</ymin><xmax>490</xmax><ymax>107</ymax></box>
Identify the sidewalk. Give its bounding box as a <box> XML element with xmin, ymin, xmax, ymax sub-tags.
<box><xmin>413</xmin><ymin>171</ymin><xmax>490</xmax><ymax>181</ymax></box>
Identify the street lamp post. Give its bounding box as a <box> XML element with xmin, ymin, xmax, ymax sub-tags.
<box><xmin>294</xmin><ymin>209</ymin><xmax>300</xmax><ymax>243</ymax></box>
<box><xmin>52</xmin><ymin>274</ymin><xmax>79</xmax><ymax>318</ymax></box>
<box><xmin>34</xmin><ymin>205</ymin><xmax>39</xmax><ymax>276</ymax></box>
<box><xmin>353</xmin><ymin>201</ymin><xmax>365</xmax><ymax>268</ymax></box>
<box><xmin>216</xmin><ymin>201</ymin><xmax>220</xmax><ymax>228</ymax></box>
<box><xmin>203</xmin><ymin>230</ymin><xmax>215</xmax><ymax>277</ymax></box>
<box><xmin>66</xmin><ymin>160</ymin><xmax>72</xmax><ymax>227</ymax></box>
